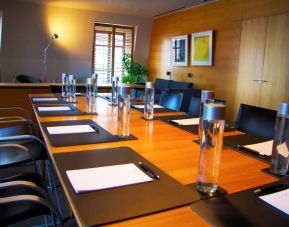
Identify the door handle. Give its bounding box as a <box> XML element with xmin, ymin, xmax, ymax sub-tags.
<box><xmin>253</xmin><ymin>79</ymin><xmax>270</xmax><ymax>83</ymax></box>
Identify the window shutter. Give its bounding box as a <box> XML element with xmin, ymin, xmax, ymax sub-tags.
<box><xmin>92</xmin><ymin>23</ymin><xmax>134</xmax><ymax>84</ymax></box>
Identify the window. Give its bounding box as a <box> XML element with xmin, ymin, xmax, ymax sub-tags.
<box><xmin>92</xmin><ymin>23</ymin><xmax>134</xmax><ymax>84</ymax></box>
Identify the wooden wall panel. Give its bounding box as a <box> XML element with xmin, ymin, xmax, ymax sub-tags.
<box><xmin>234</xmin><ymin>17</ymin><xmax>268</xmax><ymax>114</ymax></box>
<box><xmin>148</xmin><ymin>0</ymin><xmax>289</xmax><ymax>120</ymax></box>
<box><xmin>260</xmin><ymin>13</ymin><xmax>289</xmax><ymax>109</ymax></box>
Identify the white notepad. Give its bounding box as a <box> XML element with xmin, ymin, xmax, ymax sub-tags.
<box><xmin>32</xmin><ymin>98</ymin><xmax>58</xmax><ymax>102</ymax></box>
<box><xmin>66</xmin><ymin>163</ymin><xmax>153</xmax><ymax>193</ymax></box>
<box><xmin>171</xmin><ymin>118</ymin><xmax>199</xmax><ymax>125</ymax></box>
<box><xmin>259</xmin><ymin>188</ymin><xmax>289</xmax><ymax>215</ymax></box>
<box><xmin>243</xmin><ymin>140</ymin><xmax>273</xmax><ymax>156</ymax></box>
<box><xmin>133</xmin><ymin>104</ymin><xmax>164</xmax><ymax>109</ymax></box>
<box><xmin>38</xmin><ymin>106</ymin><xmax>71</xmax><ymax>112</ymax></box>
<box><xmin>47</xmin><ymin>124</ymin><xmax>95</xmax><ymax>135</ymax></box>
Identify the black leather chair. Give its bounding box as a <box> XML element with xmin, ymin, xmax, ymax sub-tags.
<box><xmin>187</xmin><ymin>97</ymin><xmax>226</xmax><ymax>117</ymax></box>
<box><xmin>154</xmin><ymin>78</ymin><xmax>172</xmax><ymax>103</ymax></box>
<box><xmin>187</xmin><ymin>96</ymin><xmax>201</xmax><ymax>117</ymax></box>
<box><xmin>235</xmin><ymin>104</ymin><xmax>277</xmax><ymax>139</ymax></box>
<box><xmin>168</xmin><ymin>80</ymin><xmax>193</xmax><ymax>89</ymax></box>
<box><xmin>159</xmin><ymin>91</ymin><xmax>183</xmax><ymax>112</ymax></box>
<box><xmin>168</xmin><ymin>88</ymin><xmax>202</xmax><ymax>112</ymax></box>
<box><xmin>12</xmin><ymin>75</ymin><xmax>42</xmax><ymax>83</ymax></box>
<box><xmin>0</xmin><ymin>179</ymin><xmax>62</xmax><ymax>226</ymax></box>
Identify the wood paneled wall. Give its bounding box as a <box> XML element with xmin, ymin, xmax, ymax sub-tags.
<box><xmin>148</xmin><ymin>0</ymin><xmax>289</xmax><ymax>120</ymax></box>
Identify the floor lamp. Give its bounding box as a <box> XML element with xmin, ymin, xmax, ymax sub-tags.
<box><xmin>44</xmin><ymin>33</ymin><xmax>58</xmax><ymax>82</ymax></box>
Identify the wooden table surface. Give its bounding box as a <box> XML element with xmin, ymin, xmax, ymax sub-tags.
<box><xmin>32</xmin><ymin>95</ymin><xmax>277</xmax><ymax>226</ymax></box>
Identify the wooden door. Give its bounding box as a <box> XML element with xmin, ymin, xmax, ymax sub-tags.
<box><xmin>234</xmin><ymin>17</ymin><xmax>268</xmax><ymax>117</ymax></box>
<box><xmin>260</xmin><ymin>13</ymin><xmax>289</xmax><ymax>109</ymax></box>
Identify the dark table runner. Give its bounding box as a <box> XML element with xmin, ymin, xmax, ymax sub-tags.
<box><xmin>223</xmin><ymin>133</ymin><xmax>271</xmax><ymax>163</ymax></box>
<box><xmin>157</xmin><ymin>115</ymin><xmax>235</xmax><ymax>135</ymax></box>
<box><xmin>131</xmin><ymin>105</ymin><xmax>177</xmax><ymax>113</ymax></box>
<box><xmin>53</xmin><ymin>146</ymin><xmax>200</xmax><ymax>226</ymax></box>
<box><xmin>191</xmin><ymin>182</ymin><xmax>289</xmax><ymax>227</ymax></box>
<box><xmin>41</xmin><ymin>119</ymin><xmax>119</xmax><ymax>146</ymax></box>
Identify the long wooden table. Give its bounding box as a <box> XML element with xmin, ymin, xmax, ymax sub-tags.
<box><xmin>32</xmin><ymin>95</ymin><xmax>277</xmax><ymax>226</ymax></box>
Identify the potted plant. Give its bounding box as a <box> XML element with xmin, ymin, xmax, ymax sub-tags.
<box><xmin>121</xmin><ymin>53</ymin><xmax>148</xmax><ymax>84</ymax></box>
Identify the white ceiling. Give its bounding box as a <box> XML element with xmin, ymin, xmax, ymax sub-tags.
<box><xmin>17</xmin><ymin>0</ymin><xmax>213</xmax><ymax>17</ymax></box>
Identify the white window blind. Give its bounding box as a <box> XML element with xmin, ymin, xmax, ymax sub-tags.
<box><xmin>92</xmin><ymin>23</ymin><xmax>134</xmax><ymax>84</ymax></box>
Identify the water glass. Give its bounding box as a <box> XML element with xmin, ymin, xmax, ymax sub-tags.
<box><xmin>117</xmin><ymin>86</ymin><xmax>131</xmax><ymax>137</ymax></box>
<box><xmin>86</xmin><ymin>78</ymin><xmax>97</xmax><ymax>97</ymax></box>
<box><xmin>86</xmin><ymin>96</ymin><xmax>97</xmax><ymax>114</ymax></box>
<box><xmin>69</xmin><ymin>79</ymin><xmax>76</xmax><ymax>102</ymax></box>
<box><xmin>111</xmin><ymin>76</ymin><xmax>119</xmax><ymax>105</ymax></box>
<box><xmin>198</xmin><ymin>90</ymin><xmax>215</xmax><ymax>141</ymax></box>
<box><xmin>270</xmin><ymin>103</ymin><xmax>289</xmax><ymax>175</ymax></box>
<box><xmin>144</xmin><ymin>82</ymin><xmax>155</xmax><ymax>120</ymax></box>
<box><xmin>61</xmin><ymin>73</ymin><xmax>69</xmax><ymax>97</ymax></box>
<box><xmin>197</xmin><ymin>103</ymin><xmax>225</xmax><ymax>193</ymax></box>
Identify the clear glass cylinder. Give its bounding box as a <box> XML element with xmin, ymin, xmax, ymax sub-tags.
<box><xmin>86</xmin><ymin>96</ymin><xmax>97</xmax><ymax>114</ymax></box>
<box><xmin>61</xmin><ymin>73</ymin><xmax>69</xmax><ymax>97</ymax></box>
<box><xmin>144</xmin><ymin>82</ymin><xmax>155</xmax><ymax>120</ymax></box>
<box><xmin>111</xmin><ymin>76</ymin><xmax>119</xmax><ymax>105</ymax></box>
<box><xmin>86</xmin><ymin>78</ymin><xmax>97</xmax><ymax>97</ymax></box>
<box><xmin>198</xmin><ymin>90</ymin><xmax>215</xmax><ymax>141</ymax></box>
<box><xmin>117</xmin><ymin>86</ymin><xmax>131</xmax><ymax>137</ymax></box>
<box><xmin>270</xmin><ymin>103</ymin><xmax>289</xmax><ymax>175</ymax></box>
<box><xmin>69</xmin><ymin>79</ymin><xmax>76</xmax><ymax>102</ymax></box>
<box><xmin>197</xmin><ymin>103</ymin><xmax>225</xmax><ymax>193</ymax></box>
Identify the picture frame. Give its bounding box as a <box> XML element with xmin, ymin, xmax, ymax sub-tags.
<box><xmin>191</xmin><ymin>30</ymin><xmax>213</xmax><ymax>66</ymax></box>
<box><xmin>171</xmin><ymin>35</ymin><xmax>188</xmax><ymax>67</ymax></box>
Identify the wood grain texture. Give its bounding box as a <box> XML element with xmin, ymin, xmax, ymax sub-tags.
<box><xmin>32</xmin><ymin>95</ymin><xmax>276</xmax><ymax>226</ymax></box>
<box><xmin>234</xmin><ymin>17</ymin><xmax>268</xmax><ymax>116</ymax></box>
<box><xmin>148</xmin><ymin>0</ymin><xmax>289</xmax><ymax>120</ymax></box>
<box><xmin>260</xmin><ymin>13</ymin><xmax>289</xmax><ymax>109</ymax></box>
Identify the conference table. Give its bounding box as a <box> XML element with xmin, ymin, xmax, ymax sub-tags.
<box><xmin>31</xmin><ymin>94</ymin><xmax>277</xmax><ymax>226</ymax></box>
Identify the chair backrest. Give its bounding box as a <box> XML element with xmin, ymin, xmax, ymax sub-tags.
<box><xmin>188</xmin><ymin>96</ymin><xmax>201</xmax><ymax>117</ymax></box>
<box><xmin>235</xmin><ymin>103</ymin><xmax>277</xmax><ymax>139</ymax></box>
<box><xmin>159</xmin><ymin>91</ymin><xmax>183</xmax><ymax>112</ymax></box>
<box><xmin>154</xmin><ymin>78</ymin><xmax>172</xmax><ymax>94</ymax></box>
<box><xmin>168</xmin><ymin>88</ymin><xmax>201</xmax><ymax>112</ymax></box>
<box><xmin>187</xmin><ymin>97</ymin><xmax>226</xmax><ymax>117</ymax></box>
<box><xmin>168</xmin><ymin>81</ymin><xmax>193</xmax><ymax>89</ymax></box>
<box><xmin>12</xmin><ymin>75</ymin><xmax>42</xmax><ymax>83</ymax></box>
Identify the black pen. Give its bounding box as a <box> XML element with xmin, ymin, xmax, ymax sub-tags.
<box><xmin>89</xmin><ymin>124</ymin><xmax>101</xmax><ymax>134</ymax></box>
<box><xmin>138</xmin><ymin>162</ymin><xmax>160</xmax><ymax>180</ymax></box>
<box><xmin>168</xmin><ymin>120</ymin><xmax>179</xmax><ymax>125</ymax></box>
<box><xmin>254</xmin><ymin>183</ymin><xmax>288</xmax><ymax>196</ymax></box>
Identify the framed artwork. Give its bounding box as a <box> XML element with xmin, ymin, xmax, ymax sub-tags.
<box><xmin>171</xmin><ymin>35</ymin><xmax>188</xmax><ymax>67</ymax></box>
<box><xmin>191</xmin><ymin>30</ymin><xmax>213</xmax><ymax>66</ymax></box>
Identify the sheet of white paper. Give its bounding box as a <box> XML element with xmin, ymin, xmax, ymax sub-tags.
<box><xmin>32</xmin><ymin>98</ymin><xmax>58</xmax><ymax>101</ymax></box>
<box><xmin>66</xmin><ymin>163</ymin><xmax>153</xmax><ymax>193</ymax></box>
<box><xmin>47</xmin><ymin>124</ymin><xmax>95</xmax><ymax>135</ymax></box>
<box><xmin>171</xmin><ymin>118</ymin><xmax>200</xmax><ymax>125</ymax></box>
<box><xmin>38</xmin><ymin>106</ymin><xmax>71</xmax><ymax>112</ymax></box>
<box><xmin>259</xmin><ymin>188</ymin><xmax>289</xmax><ymax>215</ymax></box>
<box><xmin>133</xmin><ymin>104</ymin><xmax>164</xmax><ymax>109</ymax></box>
<box><xmin>243</xmin><ymin>140</ymin><xmax>273</xmax><ymax>156</ymax></box>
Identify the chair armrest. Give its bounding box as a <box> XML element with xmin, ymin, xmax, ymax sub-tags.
<box><xmin>0</xmin><ymin>107</ymin><xmax>31</xmax><ymax>119</ymax></box>
<box><xmin>0</xmin><ymin>135</ymin><xmax>49</xmax><ymax>158</ymax></box>
<box><xmin>0</xmin><ymin>181</ymin><xmax>48</xmax><ymax>199</ymax></box>
<box><xmin>0</xmin><ymin>195</ymin><xmax>62</xmax><ymax>224</ymax></box>
<box><xmin>0</xmin><ymin>144</ymin><xmax>35</xmax><ymax>163</ymax></box>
